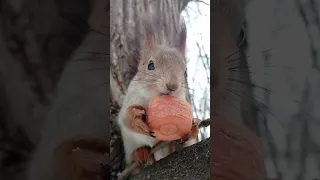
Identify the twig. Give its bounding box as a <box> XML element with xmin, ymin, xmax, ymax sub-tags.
<box><xmin>199</xmin><ymin>118</ymin><xmax>210</xmax><ymax>128</ymax></box>
<box><xmin>194</xmin><ymin>0</ymin><xmax>210</xmax><ymax>6</ymax></box>
<box><xmin>117</xmin><ymin>119</ymin><xmax>211</xmax><ymax>180</ymax></box>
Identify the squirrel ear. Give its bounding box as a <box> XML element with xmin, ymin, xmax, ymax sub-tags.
<box><xmin>177</xmin><ymin>19</ymin><xmax>187</xmax><ymax>57</ymax></box>
<box><xmin>141</xmin><ymin>13</ymin><xmax>156</xmax><ymax>48</ymax></box>
<box><xmin>145</xmin><ymin>32</ymin><xmax>152</xmax><ymax>48</ymax></box>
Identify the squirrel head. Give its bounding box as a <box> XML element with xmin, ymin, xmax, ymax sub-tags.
<box><xmin>135</xmin><ymin>13</ymin><xmax>187</xmax><ymax>97</ymax></box>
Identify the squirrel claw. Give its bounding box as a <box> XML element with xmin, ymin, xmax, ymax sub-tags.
<box><xmin>127</xmin><ymin>105</ymin><xmax>153</xmax><ymax>136</ymax></box>
<box><xmin>132</xmin><ymin>146</ymin><xmax>150</xmax><ymax>165</ymax></box>
<box><xmin>176</xmin><ymin>136</ymin><xmax>189</xmax><ymax>144</ymax></box>
<box><xmin>177</xmin><ymin>118</ymin><xmax>200</xmax><ymax>144</ymax></box>
<box><xmin>135</xmin><ymin>121</ymin><xmax>152</xmax><ymax>135</ymax></box>
<box><xmin>192</xmin><ymin>118</ymin><xmax>201</xmax><ymax>127</ymax></box>
<box><xmin>150</xmin><ymin>132</ymin><xmax>156</xmax><ymax>138</ymax></box>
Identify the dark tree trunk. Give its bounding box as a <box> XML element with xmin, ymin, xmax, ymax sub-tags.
<box><xmin>0</xmin><ymin>0</ymin><xmax>107</xmax><ymax>179</ymax></box>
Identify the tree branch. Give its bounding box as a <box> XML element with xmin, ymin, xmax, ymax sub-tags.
<box><xmin>117</xmin><ymin>119</ymin><xmax>211</xmax><ymax>179</ymax></box>
<box><xmin>131</xmin><ymin>138</ymin><xmax>210</xmax><ymax>180</ymax></box>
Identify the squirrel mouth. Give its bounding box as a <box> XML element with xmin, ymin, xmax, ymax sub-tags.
<box><xmin>160</xmin><ymin>92</ymin><xmax>176</xmax><ymax>96</ymax></box>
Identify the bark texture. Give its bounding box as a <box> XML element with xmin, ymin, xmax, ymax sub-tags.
<box><xmin>131</xmin><ymin>138</ymin><xmax>210</xmax><ymax>180</ymax></box>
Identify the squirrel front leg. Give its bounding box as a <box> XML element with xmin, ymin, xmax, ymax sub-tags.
<box><xmin>125</xmin><ymin>105</ymin><xmax>155</xmax><ymax>137</ymax></box>
<box><xmin>124</xmin><ymin>105</ymin><xmax>156</xmax><ymax>164</ymax></box>
<box><xmin>176</xmin><ymin>118</ymin><xmax>201</xmax><ymax>144</ymax></box>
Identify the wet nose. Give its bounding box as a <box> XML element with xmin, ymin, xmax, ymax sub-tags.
<box><xmin>166</xmin><ymin>83</ymin><xmax>178</xmax><ymax>91</ymax></box>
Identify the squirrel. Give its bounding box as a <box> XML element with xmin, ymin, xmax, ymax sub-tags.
<box><xmin>117</xmin><ymin>14</ymin><xmax>200</xmax><ymax>166</ymax></box>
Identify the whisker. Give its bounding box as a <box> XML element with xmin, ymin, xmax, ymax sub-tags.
<box><xmin>228</xmin><ymin>69</ymin><xmax>271</xmax><ymax>76</ymax></box>
<box><xmin>220</xmin><ymin>76</ymin><xmax>308</xmax><ymax>107</ymax></box>
<box><xmin>226</xmin><ymin>77</ymin><xmax>272</xmax><ymax>92</ymax></box>
<box><xmin>224</xmin><ymin>88</ymin><xmax>284</xmax><ymax>128</ymax></box>
<box><xmin>74</xmin><ymin>57</ymin><xmax>108</xmax><ymax>62</ymax></box>
<box><xmin>225</xmin><ymin>48</ymin><xmax>273</xmax><ymax>62</ymax></box>
<box><xmin>63</xmin><ymin>67</ymin><xmax>108</xmax><ymax>76</ymax></box>
<box><xmin>78</xmin><ymin>51</ymin><xmax>110</xmax><ymax>56</ymax></box>
<box><xmin>228</xmin><ymin>65</ymin><xmax>252</xmax><ymax>70</ymax></box>
<box><xmin>228</xmin><ymin>87</ymin><xmax>265</xmax><ymax>102</ymax></box>
<box><xmin>227</xmin><ymin>55</ymin><xmax>251</xmax><ymax>63</ymax></box>
<box><xmin>59</xmin><ymin>12</ymin><xmax>109</xmax><ymax>38</ymax></box>
<box><xmin>78</xmin><ymin>67</ymin><xmax>108</xmax><ymax>72</ymax></box>
<box><xmin>88</xmin><ymin>29</ymin><xmax>109</xmax><ymax>37</ymax></box>
<box><xmin>223</xmin><ymin>87</ymin><xmax>288</xmax><ymax>130</ymax></box>
<box><xmin>224</xmin><ymin>87</ymin><xmax>269</xmax><ymax>110</ymax></box>
<box><xmin>224</xmin><ymin>49</ymin><xmax>241</xmax><ymax>60</ymax></box>
<box><xmin>226</xmin><ymin>63</ymin><xmax>314</xmax><ymax>71</ymax></box>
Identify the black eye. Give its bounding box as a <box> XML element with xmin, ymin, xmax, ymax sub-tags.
<box><xmin>147</xmin><ymin>60</ymin><xmax>155</xmax><ymax>70</ymax></box>
<box><xmin>184</xmin><ymin>71</ymin><xmax>187</xmax><ymax>77</ymax></box>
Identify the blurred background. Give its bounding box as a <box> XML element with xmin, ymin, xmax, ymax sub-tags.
<box><xmin>245</xmin><ymin>0</ymin><xmax>320</xmax><ymax>179</ymax></box>
<box><xmin>0</xmin><ymin>0</ymin><xmax>210</xmax><ymax>179</ymax></box>
<box><xmin>182</xmin><ymin>0</ymin><xmax>210</xmax><ymax>140</ymax></box>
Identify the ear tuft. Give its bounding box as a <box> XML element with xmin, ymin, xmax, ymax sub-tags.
<box><xmin>177</xmin><ymin>18</ymin><xmax>187</xmax><ymax>57</ymax></box>
<box><xmin>141</xmin><ymin>13</ymin><xmax>160</xmax><ymax>48</ymax></box>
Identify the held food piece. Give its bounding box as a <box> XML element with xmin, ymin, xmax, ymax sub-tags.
<box><xmin>146</xmin><ymin>95</ymin><xmax>193</xmax><ymax>141</ymax></box>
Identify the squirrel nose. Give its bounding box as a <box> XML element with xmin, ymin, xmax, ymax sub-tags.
<box><xmin>166</xmin><ymin>83</ymin><xmax>178</xmax><ymax>91</ymax></box>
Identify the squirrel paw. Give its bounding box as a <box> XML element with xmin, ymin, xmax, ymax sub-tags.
<box><xmin>127</xmin><ymin>105</ymin><xmax>155</xmax><ymax>137</ymax></box>
<box><xmin>177</xmin><ymin>118</ymin><xmax>200</xmax><ymax>144</ymax></box>
<box><xmin>132</xmin><ymin>146</ymin><xmax>151</xmax><ymax>165</ymax></box>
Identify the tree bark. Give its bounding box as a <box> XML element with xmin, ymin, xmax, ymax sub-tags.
<box><xmin>131</xmin><ymin>138</ymin><xmax>210</xmax><ymax>180</ymax></box>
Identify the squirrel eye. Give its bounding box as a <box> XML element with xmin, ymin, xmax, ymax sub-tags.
<box><xmin>147</xmin><ymin>60</ymin><xmax>155</xmax><ymax>70</ymax></box>
<box><xmin>184</xmin><ymin>71</ymin><xmax>187</xmax><ymax>77</ymax></box>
